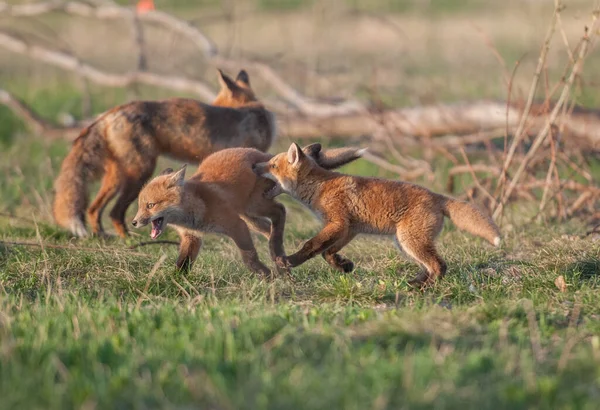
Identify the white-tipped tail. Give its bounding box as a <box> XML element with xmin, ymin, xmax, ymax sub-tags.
<box><xmin>493</xmin><ymin>236</ymin><xmax>501</xmax><ymax>247</ymax></box>
<box><xmin>357</xmin><ymin>148</ymin><xmax>368</xmax><ymax>156</ymax></box>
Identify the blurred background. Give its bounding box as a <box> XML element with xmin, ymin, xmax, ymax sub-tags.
<box><xmin>0</xmin><ymin>0</ymin><xmax>598</xmax><ymax>222</ymax></box>
<box><xmin>1</xmin><ymin>0</ymin><xmax>598</xmax><ymax>136</ymax></box>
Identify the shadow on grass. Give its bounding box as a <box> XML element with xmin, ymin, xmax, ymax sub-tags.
<box><xmin>567</xmin><ymin>258</ymin><xmax>600</xmax><ymax>280</ymax></box>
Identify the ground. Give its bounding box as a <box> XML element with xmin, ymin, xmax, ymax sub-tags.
<box><xmin>1</xmin><ymin>1</ymin><xmax>600</xmax><ymax>409</ymax></box>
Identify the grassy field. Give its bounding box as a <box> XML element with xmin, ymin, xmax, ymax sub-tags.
<box><xmin>1</xmin><ymin>0</ymin><xmax>600</xmax><ymax>409</ymax></box>
<box><xmin>1</xmin><ymin>134</ymin><xmax>599</xmax><ymax>409</ymax></box>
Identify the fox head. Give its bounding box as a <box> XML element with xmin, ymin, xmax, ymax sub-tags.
<box><xmin>253</xmin><ymin>143</ymin><xmax>366</xmax><ymax>197</ymax></box>
<box><xmin>253</xmin><ymin>143</ymin><xmax>316</xmax><ymax>195</ymax></box>
<box><xmin>212</xmin><ymin>69</ymin><xmax>258</xmax><ymax>108</ymax></box>
<box><xmin>132</xmin><ymin>165</ymin><xmax>188</xmax><ymax>239</ymax></box>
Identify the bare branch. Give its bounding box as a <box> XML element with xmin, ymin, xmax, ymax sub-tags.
<box><xmin>0</xmin><ymin>0</ymin><xmax>363</xmax><ymax>116</ymax></box>
<box><xmin>0</xmin><ymin>31</ymin><xmax>217</xmax><ymax>101</ymax></box>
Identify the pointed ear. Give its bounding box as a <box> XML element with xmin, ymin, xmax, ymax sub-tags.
<box><xmin>235</xmin><ymin>69</ymin><xmax>250</xmax><ymax>88</ymax></box>
<box><xmin>302</xmin><ymin>143</ymin><xmax>322</xmax><ymax>158</ymax></box>
<box><xmin>287</xmin><ymin>143</ymin><xmax>304</xmax><ymax>167</ymax></box>
<box><xmin>159</xmin><ymin>167</ymin><xmax>174</xmax><ymax>176</ymax></box>
<box><xmin>166</xmin><ymin>164</ymin><xmax>186</xmax><ymax>187</ymax></box>
<box><xmin>217</xmin><ymin>69</ymin><xmax>238</xmax><ymax>93</ymax></box>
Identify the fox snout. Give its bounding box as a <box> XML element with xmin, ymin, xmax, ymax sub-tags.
<box><xmin>131</xmin><ymin>214</ymin><xmax>150</xmax><ymax>228</ymax></box>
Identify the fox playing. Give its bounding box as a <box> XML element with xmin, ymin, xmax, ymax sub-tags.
<box><xmin>254</xmin><ymin>143</ymin><xmax>501</xmax><ymax>286</ymax></box>
<box><xmin>53</xmin><ymin>69</ymin><xmax>276</xmax><ymax>239</ymax></box>
<box><xmin>131</xmin><ymin>144</ymin><xmax>364</xmax><ymax>273</ymax></box>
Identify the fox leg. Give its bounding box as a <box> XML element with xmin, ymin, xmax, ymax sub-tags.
<box><xmin>109</xmin><ymin>160</ymin><xmax>156</xmax><ymax>238</ymax></box>
<box><xmin>245</xmin><ymin>199</ymin><xmax>288</xmax><ymax>272</ymax></box>
<box><xmin>288</xmin><ymin>222</ymin><xmax>347</xmax><ymax>268</ymax></box>
<box><xmin>175</xmin><ymin>230</ymin><xmax>203</xmax><ymax>272</ymax></box>
<box><xmin>322</xmin><ymin>233</ymin><xmax>356</xmax><ymax>273</ymax></box>
<box><xmin>395</xmin><ymin>230</ymin><xmax>447</xmax><ymax>287</ymax></box>
<box><xmin>225</xmin><ymin>217</ymin><xmax>272</xmax><ymax>277</ymax></box>
<box><xmin>87</xmin><ymin>160</ymin><xmax>121</xmax><ymax>237</ymax></box>
<box><xmin>241</xmin><ymin>215</ymin><xmax>271</xmax><ymax>239</ymax></box>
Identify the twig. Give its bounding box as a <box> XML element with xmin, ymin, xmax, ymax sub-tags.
<box><xmin>361</xmin><ymin>151</ymin><xmax>428</xmax><ymax>180</ymax></box>
<box><xmin>497</xmin><ymin>1</ymin><xmax>561</xmax><ymax>193</ymax></box>
<box><xmin>0</xmin><ymin>240</ymin><xmax>147</xmax><ymax>256</ymax></box>
<box><xmin>493</xmin><ymin>23</ymin><xmax>594</xmax><ymax>220</ymax></box>
<box><xmin>458</xmin><ymin>148</ymin><xmax>497</xmax><ymax>209</ymax></box>
<box><xmin>128</xmin><ymin>240</ymin><xmax>180</xmax><ymax>249</ymax></box>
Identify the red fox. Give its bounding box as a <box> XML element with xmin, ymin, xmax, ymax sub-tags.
<box><xmin>253</xmin><ymin>143</ymin><xmax>501</xmax><ymax>286</ymax></box>
<box><xmin>131</xmin><ymin>144</ymin><xmax>364</xmax><ymax>273</ymax></box>
<box><xmin>53</xmin><ymin>69</ymin><xmax>276</xmax><ymax>238</ymax></box>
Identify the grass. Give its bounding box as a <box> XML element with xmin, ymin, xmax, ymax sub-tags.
<box><xmin>1</xmin><ymin>1</ymin><xmax>600</xmax><ymax>408</ymax></box>
<box><xmin>0</xmin><ymin>133</ymin><xmax>599</xmax><ymax>409</ymax></box>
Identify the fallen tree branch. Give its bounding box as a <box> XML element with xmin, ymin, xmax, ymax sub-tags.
<box><xmin>0</xmin><ymin>31</ymin><xmax>217</xmax><ymax>101</ymax></box>
<box><xmin>0</xmin><ymin>0</ymin><xmax>363</xmax><ymax>116</ymax></box>
<box><xmin>2</xmin><ymin>84</ymin><xmax>600</xmax><ymax>148</ymax></box>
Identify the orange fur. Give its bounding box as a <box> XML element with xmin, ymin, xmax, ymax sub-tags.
<box><xmin>53</xmin><ymin>69</ymin><xmax>276</xmax><ymax>238</ymax></box>
<box><xmin>254</xmin><ymin>143</ymin><xmax>501</xmax><ymax>287</ymax></box>
<box><xmin>131</xmin><ymin>144</ymin><xmax>365</xmax><ymax>273</ymax></box>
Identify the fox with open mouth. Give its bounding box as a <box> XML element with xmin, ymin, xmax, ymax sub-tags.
<box><xmin>131</xmin><ymin>144</ymin><xmax>364</xmax><ymax>274</ymax></box>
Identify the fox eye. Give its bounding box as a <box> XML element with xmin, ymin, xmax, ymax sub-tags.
<box><xmin>272</xmin><ymin>164</ymin><xmax>277</xmax><ymax>169</ymax></box>
<box><xmin>146</xmin><ymin>203</ymin><xmax>155</xmax><ymax>209</ymax></box>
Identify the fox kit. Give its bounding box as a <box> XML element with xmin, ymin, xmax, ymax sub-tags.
<box><xmin>132</xmin><ymin>144</ymin><xmax>364</xmax><ymax>273</ymax></box>
<box><xmin>254</xmin><ymin>143</ymin><xmax>501</xmax><ymax>286</ymax></box>
<box><xmin>53</xmin><ymin>69</ymin><xmax>276</xmax><ymax>239</ymax></box>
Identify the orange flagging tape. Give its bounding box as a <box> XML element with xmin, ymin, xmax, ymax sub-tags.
<box><xmin>136</xmin><ymin>0</ymin><xmax>155</xmax><ymax>13</ymax></box>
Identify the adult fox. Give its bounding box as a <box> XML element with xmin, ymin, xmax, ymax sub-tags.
<box><xmin>131</xmin><ymin>144</ymin><xmax>365</xmax><ymax>273</ymax></box>
<box><xmin>53</xmin><ymin>69</ymin><xmax>276</xmax><ymax>238</ymax></box>
<box><xmin>254</xmin><ymin>143</ymin><xmax>501</xmax><ymax>287</ymax></box>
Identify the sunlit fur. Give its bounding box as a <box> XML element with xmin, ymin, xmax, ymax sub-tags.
<box><xmin>254</xmin><ymin>143</ymin><xmax>501</xmax><ymax>287</ymax></box>
<box><xmin>131</xmin><ymin>144</ymin><xmax>366</xmax><ymax>273</ymax></box>
<box><xmin>53</xmin><ymin>69</ymin><xmax>276</xmax><ymax>239</ymax></box>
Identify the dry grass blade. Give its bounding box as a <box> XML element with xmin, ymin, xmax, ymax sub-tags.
<box><xmin>497</xmin><ymin>0</ymin><xmax>561</xmax><ymax>192</ymax></box>
<box><xmin>493</xmin><ymin>22</ymin><xmax>595</xmax><ymax>220</ymax></box>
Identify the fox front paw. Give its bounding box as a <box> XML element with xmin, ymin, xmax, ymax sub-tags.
<box><xmin>274</xmin><ymin>256</ymin><xmax>292</xmax><ymax>274</ymax></box>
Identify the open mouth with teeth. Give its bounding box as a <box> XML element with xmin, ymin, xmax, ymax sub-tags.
<box><xmin>150</xmin><ymin>217</ymin><xmax>164</xmax><ymax>239</ymax></box>
<box><xmin>264</xmin><ymin>182</ymin><xmax>282</xmax><ymax>199</ymax></box>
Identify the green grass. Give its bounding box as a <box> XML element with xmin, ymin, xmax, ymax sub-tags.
<box><xmin>0</xmin><ymin>133</ymin><xmax>599</xmax><ymax>409</ymax></box>
<box><xmin>1</xmin><ymin>0</ymin><xmax>600</xmax><ymax>406</ymax></box>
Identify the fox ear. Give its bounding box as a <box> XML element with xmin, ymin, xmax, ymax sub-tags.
<box><xmin>217</xmin><ymin>69</ymin><xmax>238</xmax><ymax>93</ymax></box>
<box><xmin>287</xmin><ymin>143</ymin><xmax>304</xmax><ymax>167</ymax></box>
<box><xmin>302</xmin><ymin>143</ymin><xmax>322</xmax><ymax>159</ymax></box>
<box><xmin>160</xmin><ymin>167</ymin><xmax>174</xmax><ymax>176</ymax></box>
<box><xmin>166</xmin><ymin>164</ymin><xmax>186</xmax><ymax>187</ymax></box>
<box><xmin>235</xmin><ymin>70</ymin><xmax>250</xmax><ymax>88</ymax></box>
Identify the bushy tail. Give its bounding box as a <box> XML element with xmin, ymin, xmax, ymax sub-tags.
<box><xmin>52</xmin><ymin>122</ymin><xmax>107</xmax><ymax>237</ymax></box>
<box><xmin>440</xmin><ymin>195</ymin><xmax>501</xmax><ymax>246</ymax></box>
<box><xmin>303</xmin><ymin>143</ymin><xmax>366</xmax><ymax>170</ymax></box>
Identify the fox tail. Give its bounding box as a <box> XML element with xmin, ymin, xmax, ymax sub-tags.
<box><xmin>52</xmin><ymin>122</ymin><xmax>108</xmax><ymax>237</ymax></box>
<box><xmin>440</xmin><ymin>195</ymin><xmax>501</xmax><ymax>246</ymax></box>
<box><xmin>304</xmin><ymin>143</ymin><xmax>367</xmax><ymax>170</ymax></box>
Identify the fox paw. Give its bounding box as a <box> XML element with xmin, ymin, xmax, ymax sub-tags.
<box><xmin>338</xmin><ymin>258</ymin><xmax>354</xmax><ymax>273</ymax></box>
<box><xmin>407</xmin><ymin>272</ymin><xmax>436</xmax><ymax>290</ymax></box>
<box><xmin>274</xmin><ymin>256</ymin><xmax>292</xmax><ymax>274</ymax></box>
<box><xmin>327</xmin><ymin>254</ymin><xmax>354</xmax><ymax>273</ymax></box>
